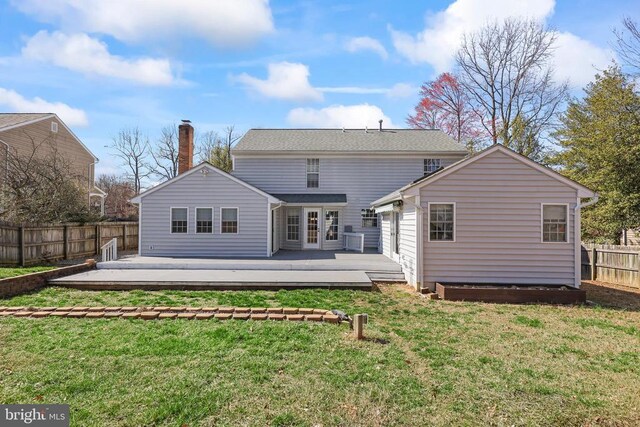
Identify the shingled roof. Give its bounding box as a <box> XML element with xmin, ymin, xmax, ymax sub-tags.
<box><xmin>233</xmin><ymin>129</ymin><xmax>467</xmax><ymax>153</ymax></box>
<box><xmin>0</xmin><ymin>113</ymin><xmax>54</xmax><ymax>131</ymax></box>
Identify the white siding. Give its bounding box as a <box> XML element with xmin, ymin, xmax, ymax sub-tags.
<box><xmin>420</xmin><ymin>150</ymin><xmax>577</xmax><ymax>289</ymax></box>
<box><xmin>233</xmin><ymin>155</ymin><xmax>464</xmax><ymax>248</ymax></box>
<box><xmin>399</xmin><ymin>205</ymin><xmax>417</xmax><ymax>285</ymax></box>
<box><xmin>140</xmin><ymin>169</ymin><xmax>268</xmax><ymax>257</ymax></box>
<box><xmin>381</xmin><ymin>213</ymin><xmax>391</xmax><ymax>258</ymax></box>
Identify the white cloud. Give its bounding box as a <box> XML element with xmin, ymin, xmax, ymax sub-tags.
<box><xmin>552</xmin><ymin>32</ymin><xmax>615</xmax><ymax>87</ymax></box>
<box><xmin>22</xmin><ymin>31</ymin><xmax>176</xmax><ymax>86</ymax></box>
<box><xmin>317</xmin><ymin>83</ymin><xmax>416</xmax><ymax>98</ymax></box>
<box><xmin>233</xmin><ymin>62</ymin><xmax>323</xmax><ymax>102</ymax></box>
<box><xmin>345</xmin><ymin>36</ymin><xmax>388</xmax><ymax>60</ymax></box>
<box><xmin>287</xmin><ymin>104</ymin><xmax>395</xmax><ymax>128</ymax></box>
<box><xmin>12</xmin><ymin>0</ymin><xmax>274</xmax><ymax>47</ymax></box>
<box><xmin>386</xmin><ymin>83</ymin><xmax>416</xmax><ymax>99</ymax></box>
<box><xmin>389</xmin><ymin>0</ymin><xmax>613</xmax><ymax>87</ymax></box>
<box><xmin>390</xmin><ymin>0</ymin><xmax>555</xmax><ymax>72</ymax></box>
<box><xmin>0</xmin><ymin>87</ymin><xmax>88</xmax><ymax>126</ymax></box>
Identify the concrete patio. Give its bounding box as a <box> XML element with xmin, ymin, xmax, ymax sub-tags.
<box><xmin>49</xmin><ymin>250</ymin><xmax>405</xmax><ymax>290</ymax></box>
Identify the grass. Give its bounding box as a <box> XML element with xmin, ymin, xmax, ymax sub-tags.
<box><xmin>0</xmin><ymin>285</ymin><xmax>639</xmax><ymax>426</ymax></box>
<box><xmin>0</xmin><ymin>266</ymin><xmax>56</xmax><ymax>279</ymax></box>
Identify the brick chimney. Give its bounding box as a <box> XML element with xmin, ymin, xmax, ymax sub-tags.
<box><xmin>178</xmin><ymin>119</ymin><xmax>194</xmax><ymax>174</ymax></box>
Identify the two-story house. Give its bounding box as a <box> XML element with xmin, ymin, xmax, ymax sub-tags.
<box><xmin>132</xmin><ymin>120</ymin><xmax>597</xmax><ymax>291</ymax></box>
<box><xmin>0</xmin><ymin>113</ymin><xmax>105</xmax><ymax>214</ymax></box>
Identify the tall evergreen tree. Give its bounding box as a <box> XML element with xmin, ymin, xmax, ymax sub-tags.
<box><xmin>554</xmin><ymin>66</ymin><xmax>640</xmax><ymax>242</ymax></box>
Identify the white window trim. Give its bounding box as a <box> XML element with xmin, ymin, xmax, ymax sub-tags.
<box><xmin>220</xmin><ymin>207</ymin><xmax>239</xmax><ymax>234</ymax></box>
<box><xmin>51</xmin><ymin>121</ymin><xmax>58</xmax><ymax>133</ymax></box>
<box><xmin>361</xmin><ymin>208</ymin><xmax>378</xmax><ymax>228</ymax></box>
<box><xmin>424</xmin><ymin>158</ymin><xmax>442</xmax><ymax>174</ymax></box>
<box><xmin>306</xmin><ymin>158</ymin><xmax>320</xmax><ymax>188</ymax></box>
<box><xmin>541</xmin><ymin>203</ymin><xmax>569</xmax><ymax>243</ymax></box>
<box><xmin>427</xmin><ymin>202</ymin><xmax>456</xmax><ymax>243</ymax></box>
<box><xmin>324</xmin><ymin>209</ymin><xmax>340</xmax><ymax>242</ymax></box>
<box><xmin>286</xmin><ymin>209</ymin><xmax>300</xmax><ymax>242</ymax></box>
<box><xmin>195</xmin><ymin>207</ymin><xmax>214</xmax><ymax>234</ymax></box>
<box><xmin>170</xmin><ymin>207</ymin><xmax>189</xmax><ymax>234</ymax></box>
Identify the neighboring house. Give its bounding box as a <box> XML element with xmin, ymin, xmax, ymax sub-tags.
<box><xmin>131</xmin><ymin>120</ymin><xmax>597</xmax><ymax>291</ymax></box>
<box><xmin>0</xmin><ymin>113</ymin><xmax>105</xmax><ymax>214</ymax></box>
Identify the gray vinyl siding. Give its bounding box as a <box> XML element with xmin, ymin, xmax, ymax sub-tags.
<box><xmin>233</xmin><ymin>155</ymin><xmax>464</xmax><ymax>248</ymax></box>
<box><xmin>399</xmin><ymin>205</ymin><xmax>417</xmax><ymax>285</ymax></box>
<box><xmin>420</xmin><ymin>150</ymin><xmax>577</xmax><ymax>289</ymax></box>
<box><xmin>139</xmin><ymin>169</ymin><xmax>268</xmax><ymax>257</ymax></box>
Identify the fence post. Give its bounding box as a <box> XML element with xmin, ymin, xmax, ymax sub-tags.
<box><xmin>18</xmin><ymin>225</ymin><xmax>25</xmax><ymax>267</ymax></box>
<box><xmin>122</xmin><ymin>224</ymin><xmax>127</xmax><ymax>251</ymax></box>
<box><xmin>590</xmin><ymin>247</ymin><xmax>597</xmax><ymax>281</ymax></box>
<box><xmin>63</xmin><ymin>225</ymin><xmax>69</xmax><ymax>260</ymax></box>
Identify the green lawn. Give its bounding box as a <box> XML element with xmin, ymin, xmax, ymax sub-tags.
<box><xmin>0</xmin><ymin>266</ymin><xmax>56</xmax><ymax>279</ymax></box>
<box><xmin>1</xmin><ymin>285</ymin><xmax>639</xmax><ymax>426</ymax></box>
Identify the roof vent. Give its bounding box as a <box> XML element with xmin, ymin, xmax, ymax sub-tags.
<box><xmin>341</xmin><ymin>127</ymin><xmax>345</xmax><ymax>133</ymax></box>
<box><xmin>364</xmin><ymin>126</ymin><xmax>368</xmax><ymax>133</ymax></box>
<box><xmin>378</xmin><ymin>119</ymin><xmax>383</xmax><ymax>131</ymax></box>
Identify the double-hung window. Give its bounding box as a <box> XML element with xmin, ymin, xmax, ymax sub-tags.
<box><xmin>429</xmin><ymin>203</ymin><xmax>455</xmax><ymax>241</ymax></box>
<box><xmin>306</xmin><ymin>159</ymin><xmax>319</xmax><ymax>188</ymax></box>
<box><xmin>171</xmin><ymin>207</ymin><xmax>188</xmax><ymax>233</ymax></box>
<box><xmin>287</xmin><ymin>210</ymin><xmax>300</xmax><ymax>241</ymax></box>
<box><xmin>221</xmin><ymin>208</ymin><xmax>238</xmax><ymax>234</ymax></box>
<box><xmin>196</xmin><ymin>208</ymin><xmax>213</xmax><ymax>234</ymax></box>
<box><xmin>361</xmin><ymin>209</ymin><xmax>378</xmax><ymax>228</ymax></box>
<box><xmin>542</xmin><ymin>204</ymin><xmax>568</xmax><ymax>242</ymax></box>
<box><xmin>325</xmin><ymin>210</ymin><xmax>339</xmax><ymax>241</ymax></box>
<box><xmin>424</xmin><ymin>159</ymin><xmax>442</xmax><ymax>174</ymax></box>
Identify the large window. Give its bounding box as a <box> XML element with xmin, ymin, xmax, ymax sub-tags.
<box><xmin>429</xmin><ymin>203</ymin><xmax>455</xmax><ymax>241</ymax></box>
<box><xmin>287</xmin><ymin>210</ymin><xmax>300</xmax><ymax>241</ymax></box>
<box><xmin>542</xmin><ymin>204</ymin><xmax>568</xmax><ymax>242</ymax></box>
<box><xmin>361</xmin><ymin>208</ymin><xmax>378</xmax><ymax>228</ymax></box>
<box><xmin>196</xmin><ymin>208</ymin><xmax>213</xmax><ymax>234</ymax></box>
<box><xmin>221</xmin><ymin>208</ymin><xmax>238</xmax><ymax>234</ymax></box>
<box><xmin>171</xmin><ymin>207</ymin><xmax>188</xmax><ymax>234</ymax></box>
<box><xmin>306</xmin><ymin>158</ymin><xmax>319</xmax><ymax>188</ymax></box>
<box><xmin>325</xmin><ymin>210</ymin><xmax>339</xmax><ymax>241</ymax></box>
<box><xmin>424</xmin><ymin>159</ymin><xmax>442</xmax><ymax>174</ymax></box>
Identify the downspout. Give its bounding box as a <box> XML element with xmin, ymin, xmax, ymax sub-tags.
<box><xmin>88</xmin><ymin>159</ymin><xmax>98</xmax><ymax>207</ymax></box>
<box><xmin>268</xmin><ymin>201</ymin><xmax>285</xmax><ymax>256</ymax></box>
<box><xmin>574</xmin><ymin>194</ymin><xmax>599</xmax><ymax>288</ymax></box>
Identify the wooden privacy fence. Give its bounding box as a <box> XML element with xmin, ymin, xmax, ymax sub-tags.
<box><xmin>0</xmin><ymin>222</ymin><xmax>138</xmax><ymax>266</ymax></box>
<box><xmin>581</xmin><ymin>244</ymin><xmax>640</xmax><ymax>289</ymax></box>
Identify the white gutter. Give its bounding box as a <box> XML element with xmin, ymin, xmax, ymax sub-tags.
<box><xmin>574</xmin><ymin>194</ymin><xmax>599</xmax><ymax>288</ymax></box>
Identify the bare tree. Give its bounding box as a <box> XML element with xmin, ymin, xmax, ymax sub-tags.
<box><xmin>0</xmin><ymin>134</ymin><xmax>96</xmax><ymax>223</ymax></box>
<box><xmin>615</xmin><ymin>17</ymin><xmax>640</xmax><ymax>74</ymax></box>
<box><xmin>196</xmin><ymin>126</ymin><xmax>241</xmax><ymax>172</ymax></box>
<box><xmin>455</xmin><ymin>18</ymin><xmax>569</xmax><ymax>156</ymax></box>
<box><xmin>148</xmin><ymin>125</ymin><xmax>180</xmax><ymax>181</ymax></box>
<box><xmin>96</xmin><ymin>174</ymin><xmax>138</xmax><ymax>220</ymax></box>
<box><xmin>110</xmin><ymin>127</ymin><xmax>150</xmax><ymax>194</ymax></box>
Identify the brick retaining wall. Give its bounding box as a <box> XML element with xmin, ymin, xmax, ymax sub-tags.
<box><xmin>0</xmin><ymin>260</ymin><xmax>97</xmax><ymax>298</ymax></box>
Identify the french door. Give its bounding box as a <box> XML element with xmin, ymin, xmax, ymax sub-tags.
<box><xmin>303</xmin><ymin>208</ymin><xmax>321</xmax><ymax>249</ymax></box>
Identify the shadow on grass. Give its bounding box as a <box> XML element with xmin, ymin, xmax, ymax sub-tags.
<box><xmin>582</xmin><ymin>281</ymin><xmax>640</xmax><ymax>311</ymax></box>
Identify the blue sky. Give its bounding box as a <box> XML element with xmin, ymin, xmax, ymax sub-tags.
<box><xmin>0</xmin><ymin>0</ymin><xmax>636</xmax><ymax>176</ymax></box>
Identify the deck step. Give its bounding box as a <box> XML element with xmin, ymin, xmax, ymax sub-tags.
<box><xmin>49</xmin><ymin>269</ymin><xmax>373</xmax><ymax>291</ymax></box>
<box><xmin>366</xmin><ymin>272</ymin><xmax>407</xmax><ymax>283</ymax></box>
